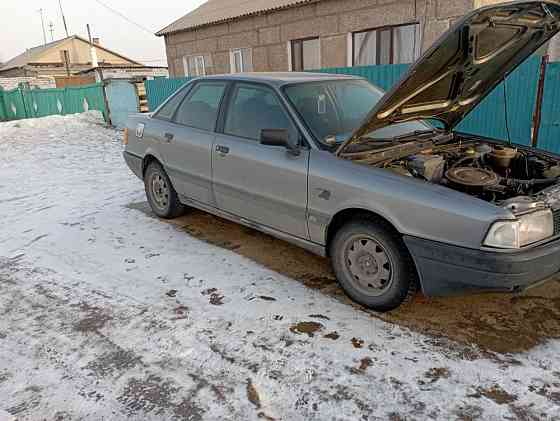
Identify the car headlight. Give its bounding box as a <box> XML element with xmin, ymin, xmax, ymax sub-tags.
<box><xmin>484</xmin><ymin>209</ymin><xmax>554</xmax><ymax>249</ymax></box>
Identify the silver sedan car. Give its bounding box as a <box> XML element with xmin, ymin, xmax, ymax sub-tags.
<box><xmin>125</xmin><ymin>1</ymin><xmax>560</xmax><ymax>311</ymax></box>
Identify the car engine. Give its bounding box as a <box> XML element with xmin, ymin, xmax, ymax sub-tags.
<box><xmin>349</xmin><ymin>135</ymin><xmax>560</xmax><ymax>205</ymax></box>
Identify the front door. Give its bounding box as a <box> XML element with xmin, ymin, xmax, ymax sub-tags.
<box><xmin>212</xmin><ymin>82</ymin><xmax>309</xmax><ymax>239</ymax></box>
<box><xmin>161</xmin><ymin>81</ymin><xmax>227</xmax><ymax>205</ymax></box>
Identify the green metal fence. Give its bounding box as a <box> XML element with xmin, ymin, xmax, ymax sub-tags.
<box><xmin>0</xmin><ymin>83</ymin><xmax>107</xmax><ymax>122</ymax></box>
<box><xmin>145</xmin><ymin>77</ymin><xmax>192</xmax><ymax>111</ymax></box>
<box><xmin>313</xmin><ymin>63</ymin><xmax>411</xmax><ymax>91</ymax></box>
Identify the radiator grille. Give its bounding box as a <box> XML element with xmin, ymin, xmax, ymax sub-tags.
<box><xmin>554</xmin><ymin>209</ymin><xmax>560</xmax><ymax>236</ymax></box>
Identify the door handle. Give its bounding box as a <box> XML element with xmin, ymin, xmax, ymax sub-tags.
<box><xmin>215</xmin><ymin>145</ymin><xmax>230</xmax><ymax>155</ymax></box>
<box><xmin>164</xmin><ymin>132</ymin><xmax>174</xmax><ymax>143</ymax></box>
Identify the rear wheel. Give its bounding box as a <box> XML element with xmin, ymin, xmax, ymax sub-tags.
<box><xmin>144</xmin><ymin>161</ymin><xmax>185</xmax><ymax>219</ymax></box>
<box><xmin>330</xmin><ymin>219</ymin><xmax>417</xmax><ymax>312</ymax></box>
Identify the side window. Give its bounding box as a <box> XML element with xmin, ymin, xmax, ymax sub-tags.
<box><xmin>224</xmin><ymin>84</ymin><xmax>298</xmax><ymax>142</ymax></box>
<box><xmin>153</xmin><ymin>87</ymin><xmax>189</xmax><ymax>120</ymax></box>
<box><xmin>174</xmin><ymin>82</ymin><xmax>226</xmax><ymax>131</ymax></box>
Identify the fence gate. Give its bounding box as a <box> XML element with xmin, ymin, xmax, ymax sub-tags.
<box><xmin>105</xmin><ymin>80</ymin><xmax>139</xmax><ymax>129</ymax></box>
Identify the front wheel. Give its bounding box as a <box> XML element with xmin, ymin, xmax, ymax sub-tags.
<box><xmin>330</xmin><ymin>219</ymin><xmax>417</xmax><ymax>312</ymax></box>
<box><xmin>144</xmin><ymin>161</ymin><xmax>185</xmax><ymax>219</ymax></box>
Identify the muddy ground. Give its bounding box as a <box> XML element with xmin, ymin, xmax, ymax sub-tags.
<box><xmin>145</xmin><ymin>203</ymin><xmax>560</xmax><ymax>355</ymax></box>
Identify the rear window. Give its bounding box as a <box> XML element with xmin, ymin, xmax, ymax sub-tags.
<box><xmin>154</xmin><ymin>87</ymin><xmax>189</xmax><ymax>120</ymax></box>
<box><xmin>173</xmin><ymin>82</ymin><xmax>227</xmax><ymax>131</ymax></box>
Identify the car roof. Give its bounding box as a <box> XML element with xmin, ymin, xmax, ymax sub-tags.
<box><xmin>198</xmin><ymin>72</ymin><xmax>364</xmax><ymax>86</ymax></box>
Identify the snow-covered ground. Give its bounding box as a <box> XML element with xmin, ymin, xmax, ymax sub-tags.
<box><xmin>0</xmin><ymin>112</ymin><xmax>559</xmax><ymax>420</ymax></box>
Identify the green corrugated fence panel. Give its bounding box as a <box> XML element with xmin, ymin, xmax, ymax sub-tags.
<box><xmin>145</xmin><ymin>77</ymin><xmax>192</xmax><ymax>111</ymax></box>
<box><xmin>0</xmin><ymin>91</ymin><xmax>7</xmax><ymax>121</ymax></box>
<box><xmin>457</xmin><ymin>57</ymin><xmax>540</xmax><ymax>145</ymax></box>
<box><xmin>312</xmin><ymin>64</ymin><xmax>411</xmax><ymax>90</ymax></box>
<box><xmin>3</xmin><ymin>88</ymin><xmax>28</xmax><ymax>120</ymax></box>
<box><xmin>24</xmin><ymin>88</ymin><xmax>66</xmax><ymax>118</ymax></box>
<box><xmin>537</xmin><ymin>61</ymin><xmax>560</xmax><ymax>153</ymax></box>
<box><xmin>63</xmin><ymin>84</ymin><xmax>107</xmax><ymax>118</ymax></box>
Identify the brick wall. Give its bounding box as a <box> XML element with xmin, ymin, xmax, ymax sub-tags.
<box><xmin>165</xmin><ymin>0</ymin><xmax>479</xmax><ymax>77</ymax></box>
<box><xmin>0</xmin><ymin>76</ymin><xmax>56</xmax><ymax>90</ymax></box>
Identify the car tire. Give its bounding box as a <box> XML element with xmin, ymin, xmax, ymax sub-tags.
<box><xmin>144</xmin><ymin>161</ymin><xmax>186</xmax><ymax>219</ymax></box>
<box><xmin>330</xmin><ymin>219</ymin><xmax>417</xmax><ymax>312</ymax></box>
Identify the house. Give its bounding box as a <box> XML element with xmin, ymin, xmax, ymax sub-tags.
<box><xmin>158</xmin><ymin>0</ymin><xmax>560</xmax><ymax>78</ymax></box>
<box><xmin>75</xmin><ymin>65</ymin><xmax>169</xmax><ymax>82</ymax></box>
<box><xmin>0</xmin><ymin>35</ymin><xmax>144</xmax><ymax>78</ymax></box>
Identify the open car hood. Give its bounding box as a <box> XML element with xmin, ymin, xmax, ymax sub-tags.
<box><xmin>337</xmin><ymin>1</ymin><xmax>560</xmax><ymax>155</ymax></box>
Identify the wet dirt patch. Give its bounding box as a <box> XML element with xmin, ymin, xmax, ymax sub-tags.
<box><xmin>255</xmin><ymin>295</ymin><xmax>276</xmax><ymax>302</ymax></box>
<box><xmin>351</xmin><ymin>338</ymin><xmax>365</xmax><ymax>349</ymax></box>
<box><xmin>73</xmin><ymin>302</ymin><xmax>112</xmax><ymax>334</ymax></box>
<box><xmin>470</xmin><ymin>385</ymin><xmax>518</xmax><ymax>405</ymax></box>
<box><xmin>138</xmin><ymin>204</ymin><xmax>560</xmax><ymax>354</ymax></box>
<box><xmin>358</xmin><ymin>357</ymin><xmax>373</xmax><ymax>371</ymax></box>
<box><xmin>453</xmin><ymin>404</ymin><xmax>484</xmax><ymax>421</ymax></box>
<box><xmin>528</xmin><ymin>383</ymin><xmax>560</xmax><ymax>404</ymax></box>
<box><xmin>201</xmin><ymin>288</ymin><xmax>225</xmax><ymax>305</ymax></box>
<box><xmin>171</xmin><ymin>305</ymin><xmax>190</xmax><ymax>320</ymax></box>
<box><xmin>308</xmin><ymin>314</ymin><xmax>330</xmax><ymax>320</ymax></box>
<box><xmin>323</xmin><ymin>331</ymin><xmax>340</xmax><ymax>340</ymax></box>
<box><xmin>289</xmin><ymin>321</ymin><xmax>323</xmax><ymax>337</ymax></box>
<box><xmin>422</xmin><ymin>367</ymin><xmax>451</xmax><ymax>384</ymax></box>
<box><xmin>165</xmin><ymin>289</ymin><xmax>178</xmax><ymax>298</ymax></box>
<box><xmin>85</xmin><ymin>349</ymin><xmax>142</xmax><ymax>377</ymax></box>
<box><xmin>117</xmin><ymin>374</ymin><xmax>179</xmax><ymax>415</ymax></box>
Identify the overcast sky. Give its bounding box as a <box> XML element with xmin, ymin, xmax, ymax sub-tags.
<box><xmin>0</xmin><ymin>0</ymin><xmax>207</xmax><ymax>66</ymax></box>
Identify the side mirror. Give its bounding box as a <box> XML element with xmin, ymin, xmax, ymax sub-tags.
<box><xmin>260</xmin><ymin>129</ymin><xmax>300</xmax><ymax>156</ymax></box>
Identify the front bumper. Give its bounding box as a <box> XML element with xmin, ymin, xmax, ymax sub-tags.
<box><xmin>404</xmin><ymin>235</ymin><xmax>560</xmax><ymax>296</ymax></box>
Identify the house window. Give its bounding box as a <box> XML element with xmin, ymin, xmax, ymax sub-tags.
<box><xmin>291</xmin><ymin>38</ymin><xmax>320</xmax><ymax>71</ymax></box>
<box><xmin>183</xmin><ymin>55</ymin><xmax>206</xmax><ymax>77</ymax></box>
<box><xmin>230</xmin><ymin>48</ymin><xmax>253</xmax><ymax>73</ymax></box>
<box><xmin>353</xmin><ymin>23</ymin><xmax>420</xmax><ymax>66</ymax></box>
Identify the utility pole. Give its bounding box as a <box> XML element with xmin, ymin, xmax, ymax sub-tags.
<box><xmin>87</xmin><ymin>23</ymin><xmax>111</xmax><ymax>125</ymax></box>
<box><xmin>86</xmin><ymin>24</ymin><xmax>99</xmax><ymax>68</ymax></box>
<box><xmin>38</xmin><ymin>9</ymin><xmax>47</xmax><ymax>45</ymax></box>
<box><xmin>48</xmin><ymin>22</ymin><xmax>55</xmax><ymax>42</ymax></box>
<box><xmin>59</xmin><ymin>0</ymin><xmax>69</xmax><ymax>37</ymax></box>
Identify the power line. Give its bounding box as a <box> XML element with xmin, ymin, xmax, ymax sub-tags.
<box><xmin>92</xmin><ymin>0</ymin><xmax>156</xmax><ymax>35</ymax></box>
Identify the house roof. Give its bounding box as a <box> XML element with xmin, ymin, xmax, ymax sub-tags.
<box><xmin>0</xmin><ymin>35</ymin><xmax>142</xmax><ymax>72</ymax></box>
<box><xmin>156</xmin><ymin>0</ymin><xmax>321</xmax><ymax>36</ymax></box>
<box><xmin>0</xmin><ymin>37</ymin><xmax>70</xmax><ymax>71</ymax></box>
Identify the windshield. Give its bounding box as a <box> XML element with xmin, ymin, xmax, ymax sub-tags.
<box><xmin>284</xmin><ymin>79</ymin><xmax>430</xmax><ymax>145</ymax></box>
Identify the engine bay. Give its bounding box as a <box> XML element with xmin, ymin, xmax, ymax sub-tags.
<box><xmin>344</xmin><ymin>134</ymin><xmax>560</xmax><ymax>208</ymax></box>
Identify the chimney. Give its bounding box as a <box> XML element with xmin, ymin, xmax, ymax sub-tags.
<box><xmin>92</xmin><ymin>37</ymin><xmax>100</xmax><ymax>45</ymax></box>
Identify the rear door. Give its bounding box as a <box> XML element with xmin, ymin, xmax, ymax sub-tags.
<box><xmin>212</xmin><ymin>82</ymin><xmax>310</xmax><ymax>239</ymax></box>
<box><xmin>159</xmin><ymin>81</ymin><xmax>227</xmax><ymax>205</ymax></box>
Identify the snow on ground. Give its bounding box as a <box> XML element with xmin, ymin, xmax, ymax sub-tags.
<box><xmin>0</xmin><ymin>112</ymin><xmax>559</xmax><ymax>420</ymax></box>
